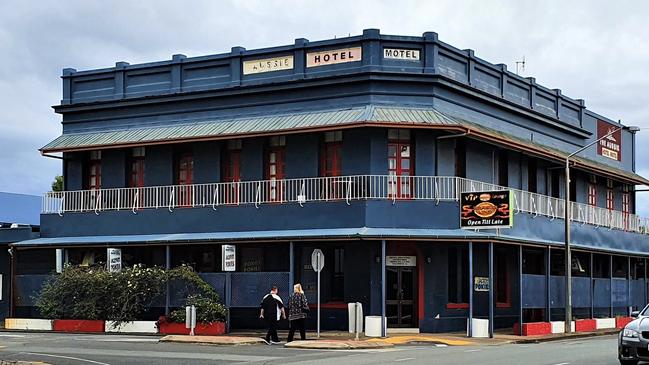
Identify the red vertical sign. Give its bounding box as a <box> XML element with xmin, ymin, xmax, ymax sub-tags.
<box><xmin>597</xmin><ymin>120</ymin><xmax>621</xmax><ymax>161</ymax></box>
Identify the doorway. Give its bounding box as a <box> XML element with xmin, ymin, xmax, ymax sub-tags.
<box><xmin>386</xmin><ymin>266</ymin><xmax>416</xmax><ymax>327</ymax></box>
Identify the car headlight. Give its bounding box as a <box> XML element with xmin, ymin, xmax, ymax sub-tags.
<box><xmin>623</xmin><ymin>328</ymin><xmax>640</xmax><ymax>339</ymax></box>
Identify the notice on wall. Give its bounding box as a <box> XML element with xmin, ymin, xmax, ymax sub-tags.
<box><xmin>221</xmin><ymin>244</ymin><xmax>236</xmax><ymax>272</ymax></box>
<box><xmin>386</xmin><ymin>256</ymin><xmax>417</xmax><ymax>267</ymax></box>
<box><xmin>474</xmin><ymin>276</ymin><xmax>490</xmax><ymax>292</ymax></box>
<box><xmin>460</xmin><ymin>190</ymin><xmax>513</xmax><ymax>229</ymax></box>
<box><xmin>383</xmin><ymin>48</ymin><xmax>420</xmax><ymax>61</ymax></box>
<box><xmin>306</xmin><ymin>47</ymin><xmax>362</xmax><ymax>68</ymax></box>
<box><xmin>107</xmin><ymin>248</ymin><xmax>122</xmax><ymax>273</ymax></box>
<box><xmin>597</xmin><ymin>120</ymin><xmax>622</xmax><ymax>161</ymax></box>
<box><xmin>243</xmin><ymin>56</ymin><xmax>294</xmax><ymax>75</ymax></box>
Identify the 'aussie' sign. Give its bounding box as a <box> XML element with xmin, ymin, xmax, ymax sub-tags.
<box><xmin>460</xmin><ymin>190</ymin><xmax>513</xmax><ymax>229</ymax></box>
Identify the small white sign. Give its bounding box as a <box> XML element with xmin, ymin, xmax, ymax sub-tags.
<box><xmin>243</xmin><ymin>56</ymin><xmax>294</xmax><ymax>75</ymax></box>
<box><xmin>222</xmin><ymin>244</ymin><xmax>236</xmax><ymax>272</ymax></box>
<box><xmin>386</xmin><ymin>256</ymin><xmax>417</xmax><ymax>267</ymax></box>
<box><xmin>383</xmin><ymin>48</ymin><xmax>420</xmax><ymax>61</ymax></box>
<box><xmin>311</xmin><ymin>249</ymin><xmax>325</xmax><ymax>272</ymax></box>
<box><xmin>107</xmin><ymin>248</ymin><xmax>122</xmax><ymax>273</ymax></box>
<box><xmin>474</xmin><ymin>276</ymin><xmax>490</xmax><ymax>292</ymax></box>
<box><xmin>306</xmin><ymin>47</ymin><xmax>362</xmax><ymax>68</ymax></box>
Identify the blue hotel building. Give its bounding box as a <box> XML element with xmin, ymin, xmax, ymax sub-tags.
<box><xmin>11</xmin><ymin>29</ymin><xmax>649</xmax><ymax>333</ymax></box>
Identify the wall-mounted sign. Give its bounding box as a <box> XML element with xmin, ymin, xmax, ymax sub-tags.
<box><xmin>386</xmin><ymin>256</ymin><xmax>417</xmax><ymax>267</ymax></box>
<box><xmin>107</xmin><ymin>248</ymin><xmax>122</xmax><ymax>273</ymax></box>
<box><xmin>306</xmin><ymin>47</ymin><xmax>362</xmax><ymax>68</ymax></box>
<box><xmin>243</xmin><ymin>56</ymin><xmax>294</xmax><ymax>75</ymax></box>
<box><xmin>383</xmin><ymin>48</ymin><xmax>420</xmax><ymax>61</ymax></box>
<box><xmin>221</xmin><ymin>244</ymin><xmax>236</xmax><ymax>271</ymax></box>
<box><xmin>597</xmin><ymin>120</ymin><xmax>621</xmax><ymax>161</ymax></box>
<box><xmin>474</xmin><ymin>276</ymin><xmax>490</xmax><ymax>292</ymax></box>
<box><xmin>460</xmin><ymin>190</ymin><xmax>513</xmax><ymax>229</ymax></box>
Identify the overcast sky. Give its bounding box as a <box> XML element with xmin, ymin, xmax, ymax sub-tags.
<box><xmin>1</xmin><ymin>0</ymin><xmax>648</xmax><ymax>211</ymax></box>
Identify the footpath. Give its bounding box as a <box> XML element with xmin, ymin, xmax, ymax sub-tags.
<box><xmin>159</xmin><ymin>328</ymin><xmax>620</xmax><ymax>349</ymax></box>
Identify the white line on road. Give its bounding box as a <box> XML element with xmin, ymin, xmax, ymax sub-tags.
<box><xmin>435</xmin><ymin>344</ymin><xmax>448</xmax><ymax>347</ymax></box>
<box><xmin>21</xmin><ymin>352</ymin><xmax>111</xmax><ymax>365</ymax></box>
<box><xmin>394</xmin><ymin>358</ymin><xmax>415</xmax><ymax>362</ymax></box>
<box><xmin>0</xmin><ymin>334</ymin><xmax>26</xmax><ymax>338</ymax></box>
<box><xmin>552</xmin><ymin>363</ymin><xmax>570</xmax><ymax>365</ymax></box>
<box><xmin>464</xmin><ymin>349</ymin><xmax>481</xmax><ymax>352</ymax></box>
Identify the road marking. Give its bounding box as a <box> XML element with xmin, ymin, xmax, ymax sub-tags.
<box><xmin>464</xmin><ymin>349</ymin><xmax>481</xmax><ymax>352</ymax></box>
<box><xmin>0</xmin><ymin>334</ymin><xmax>26</xmax><ymax>338</ymax></box>
<box><xmin>394</xmin><ymin>358</ymin><xmax>415</xmax><ymax>362</ymax></box>
<box><xmin>21</xmin><ymin>352</ymin><xmax>110</xmax><ymax>365</ymax></box>
<box><xmin>73</xmin><ymin>337</ymin><xmax>159</xmax><ymax>343</ymax></box>
<box><xmin>552</xmin><ymin>363</ymin><xmax>570</xmax><ymax>365</ymax></box>
<box><xmin>435</xmin><ymin>344</ymin><xmax>448</xmax><ymax>347</ymax></box>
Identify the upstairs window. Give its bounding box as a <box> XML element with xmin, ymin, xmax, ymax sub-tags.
<box><xmin>498</xmin><ymin>150</ymin><xmax>508</xmax><ymax>187</ymax></box>
<box><xmin>527</xmin><ymin>158</ymin><xmax>537</xmax><ymax>193</ymax></box>
<box><xmin>622</xmin><ymin>185</ymin><xmax>631</xmax><ymax>230</ymax></box>
<box><xmin>175</xmin><ymin>151</ymin><xmax>194</xmax><ymax>207</ymax></box>
<box><xmin>587</xmin><ymin>176</ymin><xmax>597</xmax><ymax>206</ymax></box>
<box><xmin>388</xmin><ymin>129</ymin><xmax>413</xmax><ymax>198</ymax></box>
<box><xmin>223</xmin><ymin>140</ymin><xmax>242</xmax><ymax>205</ymax></box>
<box><xmin>86</xmin><ymin>151</ymin><xmax>102</xmax><ymax>190</ymax></box>
<box><xmin>265</xmin><ymin>136</ymin><xmax>286</xmax><ymax>202</ymax></box>
<box><xmin>128</xmin><ymin>147</ymin><xmax>145</xmax><ymax>188</ymax></box>
<box><xmin>321</xmin><ymin>131</ymin><xmax>343</xmax><ymax>177</ymax></box>
<box><xmin>455</xmin><ymin>139</ymin><xmax>466</xmax><ymax>179</ymax></box>
<box><xmin>606</xmin><ymin>179</ymin><xmax>614</xmax><ymax>211</ymax></box>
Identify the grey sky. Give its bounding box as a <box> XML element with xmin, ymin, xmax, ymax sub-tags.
<box><xmin>1</xmin><ymin>0</ymin><xmax>648</xmax><ymax>212</ymax></box>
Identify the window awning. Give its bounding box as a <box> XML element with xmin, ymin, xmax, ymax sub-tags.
<box><xmin>41</xmin><ymin>105</ymin><xmax>649</xmax><ymax>186</ymax></box>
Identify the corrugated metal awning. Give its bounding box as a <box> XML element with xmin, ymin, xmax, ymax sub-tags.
<box><xmin>41</xmin><ymin>104</ymin><xmax>649</xmax><ymax>185</ymax></box>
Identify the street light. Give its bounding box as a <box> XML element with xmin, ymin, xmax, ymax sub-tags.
<box><xmin>564</xmin><ymin>125</ymin><xmax>640</xmax><ymax>333</ymax></box>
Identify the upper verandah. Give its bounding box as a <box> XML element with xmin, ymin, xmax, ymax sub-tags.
<box><xmin>56</xmin><ymin>28</ymin><xmax>591</xmax><ymax>131</ymax></box>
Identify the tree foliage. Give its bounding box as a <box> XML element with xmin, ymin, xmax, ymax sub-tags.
<box><xmin>51</xmin><ymin>175</ymin><xmax>63</xmax><ymax>192</ymax></box>
<box><xmin>36</xmin><ymin>264</ymin><xmax>226</xmax><ymax>325</ymax></box>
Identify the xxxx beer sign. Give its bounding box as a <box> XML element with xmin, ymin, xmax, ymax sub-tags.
<box><xmin>460</xmin><ymin>190</ymin><xmax>513</xmax><ymax>229</ymax></box>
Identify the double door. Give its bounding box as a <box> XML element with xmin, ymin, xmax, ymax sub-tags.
<box><xmin>386</xmin><ymin>267</ymin><xmax>415</xmax><ymax>327</ymax></box>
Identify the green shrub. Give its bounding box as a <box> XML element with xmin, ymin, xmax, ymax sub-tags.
<box><xmin>35</xmin><ymin>264</ymin><xmax>226</xmax><ymax>325</ymax></box>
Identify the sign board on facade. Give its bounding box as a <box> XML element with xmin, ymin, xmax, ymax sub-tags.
<box><xmin>243</xmin><ymin>56</ymin><xmax>294</xmax><ymax>75</ymax></box>
<box><xmin>107</xmin><ymin>248</ymin><xmax>122</xmax><ymax>273</ymax></box>
<box><xmin>221</xmin><ymin>244</ymin><xmax>236</xmax><ymax>271</ymax></box>
<box><xmin>460</xmin><ymin>190</ymin><xmax>513</xmax><ymax>229</ymax></box>
<box><xmin>383</xmin><ymin>48</ymin><xmax>420</xmax><ymax>61</ymax></box>
<box><xmin>306</xmin><ymin>47</ymin><xmax>362</xmax><ymax>68</ymax></box>
<box><xmin>597</xmin><ymin>120</ymin><xmax>622</xmax><ymax>161</ymax></box>
<box><xmin>386</xmin><ymin>256</ymin><xmax>417</xmax><ymax>267</ymax></box>
<box><xmin>474</xmin><ymin>276</ymin><xmax>490</xmax><ymax>292</ymax></box>
<box><xmin>311</xmin><ymin>249</ymin><xmax>325</xmax><ymax>272</ymax></box>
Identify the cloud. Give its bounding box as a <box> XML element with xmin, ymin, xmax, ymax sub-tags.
<box><xmin>1</xmin><ymin>0</ymin><xmax>648</xmax><ymax>215</ymax></box>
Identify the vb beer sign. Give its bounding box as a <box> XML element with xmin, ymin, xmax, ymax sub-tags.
<box><xmin>460</xmin><ymin>190</ymin><xmax>513</xmax><ymax>229</ymax></box>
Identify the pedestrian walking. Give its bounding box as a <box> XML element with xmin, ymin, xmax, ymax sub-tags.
<box><xmin>287</xmin><ymin>283</ymin><xmax>309</xmax><ymax>342</ymax></box>
<box><xmin>259</xmin><ymin>285</ymin><xmax>285</xmax><ymax>344</ymax></box>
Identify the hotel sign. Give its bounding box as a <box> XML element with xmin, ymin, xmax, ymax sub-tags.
<box><xmin>597</xmin><ymin>120</ymin><xmax>621</xmax><ymax>161</ymax></box>
<box><xmin>383</xmin><ymin>48</ymin><xmax>420</xmax><ymax>61</ymax></box>
<box><xmin>386</xmin><ymin>256</ymin><xmax>417</xmax><ymax>267</ymax></box>
<box><xmin>306</xmin><ymin>47</ymin><xmax>362</xmax><ymax>68</ymax></box>
<box><xmin>221</xmin><ymin>244</ymin><xmax>236</xmax><ymax>271</ymax></box>
<box><xmin>460</xmin><ymin>190</ymin><xmax>513</xmax><ymax>229</ymax></box>
<box><xmin>243</xmin><ymin>56</ymin><xmax>294</xmax><ymax>75</ymax></box>
<box><xmin>474</xmin><ymin>277</ymin><xmax>490</xmax><ymax>292</ymax></box>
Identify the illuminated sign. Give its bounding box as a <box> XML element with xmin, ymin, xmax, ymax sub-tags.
<box><xmin>597</xmin><ymin>120</ymin><xmax>621</xmax><ymax>161</ymax></box>
<box><xmin>243</xmin><ymin>56</ymin><xmax>294</xmax><ymax>75</ymax></box>
<box><xmin>383</xmin><ymin>48</ymin><xmax>420</xmax><ymax>61</ymax></box>
<box><xmin>460</xmin><ymin>190</ymin><xmax>513</xmax><ymax>229</ymax></box>
<box><xmin>306</xmin><ymin>47</ymin><xmax>362</xmax><ymax>68</ymax></box>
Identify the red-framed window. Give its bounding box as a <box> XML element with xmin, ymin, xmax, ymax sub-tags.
<box><xmin>86</xmin><ymin>151</ymin><xmax>102</xmax><ymax>190</ymax></box>
<box><xmin>388</xmin><ymin>129</ymin><xmax>413</xmax><ymax>199</ymax></box>
<box><xmin>223</xmin><ymin>139</ymin><xmax>242</xmax><ymax>204</ymax></box>
<box><xmin>265</xmin><ymin>136</ymin><xmax>285</xmax><ymax>202</ymax></box>
<box><xmin>321</xmin><ymin>131</ymin><xmax>343</xmax><ymax>177</ymax></box>
<box><xmin>128</xmin><ymin>147</ymin><xmax>146</xmax><ymax>188</ymax></box>
<box><xmin>587</xmin><ymin>178</ymin><xmax>597</xmax><ymax>207</ymax></box>
<box><xmin>622</xmin><ymin>187</ymin><xmax>631</xmax><ymax>230</ymax></box>
<box><xmin>606</xmin><ymin>179</ymin><xmax>614</xmax><ymax>211</ymax></box>
<box><xmin>176</xmin><ymin>152</ymin><xmax>194</xmax><ymax>207</ymax></box>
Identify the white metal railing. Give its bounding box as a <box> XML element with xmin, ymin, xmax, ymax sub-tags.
<box><xmin>41</xmin><ymin>175</ymin><xmax>649</xmax><ymax>234</ymax></box>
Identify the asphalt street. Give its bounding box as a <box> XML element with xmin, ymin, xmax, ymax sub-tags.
<box><xmin>0</xmin><ymin>331</ymin><xmax>627</xmax><ymax>365</ymax></box>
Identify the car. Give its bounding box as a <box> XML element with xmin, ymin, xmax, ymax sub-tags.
<box><xmin>619</xmin><ymin>305</ymin><xmax>649</xmax><ymax>365</ymax></box>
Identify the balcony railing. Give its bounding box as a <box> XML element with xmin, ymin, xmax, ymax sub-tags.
<box><xmin>42</xmin><ymin>175</ymin><xmax>649</xmax><ymax>234</ymax></box>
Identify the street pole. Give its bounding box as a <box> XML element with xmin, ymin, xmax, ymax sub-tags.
<box><xmin>564</xmin><ymin>158</ymin><xmax>572</xmax><ymax>333</ymax></box>
<box><xmin>563</xmin><ymin>124</ymin><xmax>639</xmax><ymax>334</ymax></box>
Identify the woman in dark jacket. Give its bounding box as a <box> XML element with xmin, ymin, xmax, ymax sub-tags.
<box><xmin>287</xmin><ymin>283</ymin><xmax>309</xmax><ymax>342</ymax></box>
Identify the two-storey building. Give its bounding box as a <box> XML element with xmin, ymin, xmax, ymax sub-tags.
<box><xmin>12</xmin><ymin>29</ymin><xmax>649</xmax><ymax>334</ymax></box>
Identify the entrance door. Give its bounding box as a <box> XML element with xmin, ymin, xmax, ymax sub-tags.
<box><xmin>386</xmin><ymin>267</ymin><xmax>415</xmax><ymax>327</ymax></box>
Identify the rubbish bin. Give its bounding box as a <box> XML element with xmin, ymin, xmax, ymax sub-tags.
<box><xmin>365</xmin><ymin>316</ymin><xmax>382</xmax><ymax>337</ymax></box>
<box><xmin>467</xmin><ymin>318</ymin><xmax>489</xmax><ymax>338</ymax></box>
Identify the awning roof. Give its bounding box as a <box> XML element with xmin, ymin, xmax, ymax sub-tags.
<box><xmin>41</xmin><ymin>105</ymin><xmax>649</xmax><ymax>185</ymax></box>
<box><xmin>11</xmin><ymin>227</ymin><xmax>649</xmax><ymax>256</ymax></box>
